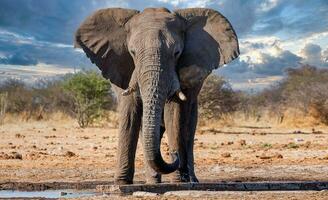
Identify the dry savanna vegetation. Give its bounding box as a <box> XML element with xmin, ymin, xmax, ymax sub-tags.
<box><xmin>1</xmin><ymin>65</ymin><xmax>327</xmax><ymax>128</ymax></box>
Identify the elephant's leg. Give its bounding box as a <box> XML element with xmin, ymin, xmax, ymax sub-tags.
<box><xmin>141</xmin><ymin>125</ymin><xmax>165</xmax><ymax>184</ymax></box>
<box><xmin>164</xmin><ymin>101</ymin><xmax>189</xmax><ymax>182</ymax></box>
<box><xmin>186</xmin><ymin>101</ymin><xmax>199</xmax><ymax>182</ymax></box>
<box><xmin>114</xmin><ymin>93</ymin><xmax>142</xmax><ymax>185</ymax></box>
<box><xmin>164</xmin><ymin>97</ymin><xmax>199</xmax><ymax>183</ymax></box>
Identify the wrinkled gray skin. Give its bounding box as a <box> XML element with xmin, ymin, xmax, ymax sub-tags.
<box><xmin>75</xmin><ymin>7</ymin><xmax>239</xmax><ymax>184</ymax></box>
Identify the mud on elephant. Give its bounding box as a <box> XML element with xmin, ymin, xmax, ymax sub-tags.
<box><xmin>75</xmin><ymin>7</ymin><xmax>239</xmax><ymax>184</ymax></box>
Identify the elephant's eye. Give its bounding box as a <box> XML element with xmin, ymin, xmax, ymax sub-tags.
<box><xmin>174</xmin><ymin>50</ymin><xmax>180</xmax><ymax>58</ymax></box>
<box><xmin>130</xmin><ymin>50</ymin><xmax>136</xmax><ymax>57</ymax></box>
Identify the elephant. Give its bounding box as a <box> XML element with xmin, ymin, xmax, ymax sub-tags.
<box><xmin>75</xmin><ymin>7</ymin><xmax>239</xmax><ymax>184</ymax></box>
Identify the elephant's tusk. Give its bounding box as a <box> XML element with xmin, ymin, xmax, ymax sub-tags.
<box><xmin>121</xmin><ymin>87</ymin><xmax>136</xmax><ymax>96</ymax></box>
<box><xmin>176</xmin><ymin>90</ymin><xmax>187</xmax><ymax>101</ymax></box>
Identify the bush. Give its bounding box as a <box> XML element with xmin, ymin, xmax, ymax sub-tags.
<box><xmin>0</xmin><ymin>79</ymin><xmax>31</xmax><ymax>115</ymax></box>
<box><xmin>0</xmin><ymin>78</ymin><xmax>74</xmax><ymax>121</ymax></box>
<box><xmin>0</xmin><ymin>92</ymin><xmax>7</xmax><ymax>125</ymax></box>
<box><xmin>244</xmin><ymin>65</ymin><xmax>328</xmax><ymax>125</ymax></box>
<box><xmin>199</xmin><ymin>74</ymin><xmax>240</xmax><ymax>119</ymax></box>
<box><xmin>0</xmin><ymin>71</ymin><xmax>116</xmax><ymax>125</ymax></box>
<box><xmin>62</xmin><ymin>71</ymin><xmax>113</xmax><ymax>128</ymax></box>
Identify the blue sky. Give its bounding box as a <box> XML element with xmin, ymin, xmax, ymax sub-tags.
<box><xmin>0</xmin><ymin>0</ymin><xmax>327</xmax><ymax>90</ymax></box>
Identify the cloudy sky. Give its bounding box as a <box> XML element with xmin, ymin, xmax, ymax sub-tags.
<box><xmin>0</xmin><ymin>0</ymin><xmax>327</xmax><ymax>90</ymax></box>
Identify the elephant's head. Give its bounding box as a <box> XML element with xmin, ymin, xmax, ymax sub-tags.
<box><xmin>75</xmin><ymin>7</ymin><xmax>239</xmax><ymax>174</ymax></box>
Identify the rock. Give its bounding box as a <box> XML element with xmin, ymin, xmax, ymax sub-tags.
<box><xmin>294</xmin><ymin>138</ymin><xmax>304</xmax><ymax>142</ymax></box>
<box><xmin>312</xmin><ymin>128</ymin><xmax>323</xmax><ymax>134</ymax></box>
<box><xmin>304</xmin><ymin>141</ymin><xmax>311</xmax><ymax>148</ymax></box>
<box><xmin>45</xmin><ymin>135</ymin><xmax>56</xmax><ymax>139</ymax></box>
<box><xmin>322</xmin><ymin>155</ymin><xmax>328</xmax><ymax>160</ymax></box>
<box><xmin>12</xmin><ymin>152</ymin><xmax>22</xmax><ymax>160</ymax></box>
<box><xmin>15</xmin><ymin>133</ymin><xmax>25</xmax><ymax>138</ymax></box>
<box><xmin>293</xmin><ymin>130</ymin><xmax>303</xmax><ymax>134</ymax></box>
<box><xmin>274</xmin><ymin>153</ymin><xmax>283</xmax><ymax>159</ymax></box>
<box><xmin>52</xmin><ymin>128</ymin><xmax>57</xmax><ymax>131</ymax></box>
<box><xmin>164</xmin><ymin>191</ymin><xmax>219</xmax><ymax>197</ymax></box>
<box><xmin>60</xmin><ymin>192</ymin><xmax>68</xmax><ymax>196</ymax></box>
<box><xmin>221</xmin><ymin>152</ymin><xmax>231</xmax><ymax>158</ymax></box>
<box><xmin>0</xmin><ymin>152</ymin><xmax>22</xmax><ymax>160</ymax></box>
<box><xmin>238</xmin><ymin>140</ymin><xmax>246</xmax><ymax>146</ymax></box>
<box><xmin>26</xmin><ymin>152</ymin><xmax>41</xmax><ymax>160</ymax></box>
<box><xmin>133</xmin><ymin>191</ymin><xmax>159</xmax><ymax>197</ymax></box>
<box><xmin>64</xmin><ymin>151</ymin><xmax>76</xmax><ymax>157</ymax></box>
<box><xmin>257</xmin><ymin>154</ymin><xmax>271</xmax><ymax>159</ymax></box>
<box><xmin>257</xmin><ymin>153</ymin><xmax>283</xmax><ymax>160</ymax></box>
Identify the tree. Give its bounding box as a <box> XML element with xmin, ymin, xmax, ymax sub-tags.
<box><xmin>198</xmin><ymin>75</ymin><xmax>239</xmax><ymax>119</ymax></box>
<box><xmin>62</xmin><ymin>71</ymin><xmax>112</xmax><ymax>128</ymax></box>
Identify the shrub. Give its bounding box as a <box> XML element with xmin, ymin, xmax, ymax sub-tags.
<box><xmin>0</xmin><ymin>78</ymin><xmax>74</xmax><ymax>121</ymax></box>
<box><xmin>62</xmin><ymin>71</ymin><xmax>113</xmax><ymax>128</ymax></box>
<box><xmin>0</xmin><ymin>79</ymin><xmax>31</xmax><ymax>115</ymax></box>
<box><xmin>244</xmin><ymin>65</ymin><xmax>328</xmax><ymax>125</ymax></box>
<box><xmin>198</xmin><ymin>74</ymin><xmax>240</xmax><ymax>119</ymax></box>
<box><xmin>0</xmin><ymin>92</ymin><xmax>7</xmax><ymax>125</ymax></box>
<box><xmin>281</xmin><ymin>65</ymin><xmax>328</xmax><ymax>124</ymax></box>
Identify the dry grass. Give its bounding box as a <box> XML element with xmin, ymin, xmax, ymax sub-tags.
<box><xmin>200</xmin><ymin>109</ymin><xmax>328</xmax><ymax>133</ymax></box>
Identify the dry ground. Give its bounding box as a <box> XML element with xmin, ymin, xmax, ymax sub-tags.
<box><xmin>1</xmin><ymin>117</ymin><xmax>328</xmax><ymax>199</ymax></box>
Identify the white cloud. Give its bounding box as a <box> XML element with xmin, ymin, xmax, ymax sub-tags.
<box><xmin>0</xmin><ymin>63</ymin><xmax>77</xmax><ymax>78</ymax></box>
<box><xmin>156</xmin><ymin>0</ymin><xmax>210</xmax><ymax>8</ymax></box>
<box><xmin>281</xmin><ymin>31</ymin><xmax>328</xmax><ymax>53</ymax></box>
<box><xmin>232</xmin><ymin>75</ymin><xmax>283</xmax><ymax>91</ymax></box>
<box><xmin>239</xmin><ymin>36</ymin><xmax>283</xmax><ymax>64</ymax></box>
<box><xmin>323</xmin><ymin>48</ymin><xmax>328</xmax><ymax>63</ymax></box>
<box><xmin>300</xmin><ymin>43</ymin><xmax>328</xmax><ymax>67</ymax></box>
<box><xmin>257</xmin><ymin>0</ymin><xmax>280</xmax><ymax>12</ymax></box>
<box><xmin>0</xmin><ymin>28</ymin><xmax>72</xmax><ymax>49</ymax></box>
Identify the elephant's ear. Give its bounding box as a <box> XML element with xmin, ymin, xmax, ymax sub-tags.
<box><xmin>174</xmin><ymin>8</ymin><xmax>239</xmax><ymax>88</ymax></box>
<box><xmin>74</xmin><ymin>8</ymin><xmax>139</xmax><ymax>89</ymax></box>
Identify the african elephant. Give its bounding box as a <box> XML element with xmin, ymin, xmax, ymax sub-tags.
<box><xmin>75</xmin><ymin>7</ymin><xmax>239</xmax><ymax>184</ymax></box>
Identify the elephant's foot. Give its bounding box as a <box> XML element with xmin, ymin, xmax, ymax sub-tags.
<box><xmin>145</xmin><ymin>172</ymin><xmax>162</xmax><ymax>184</ymax></box>
<box><xmin>170</xmin><ymin>170</ymin><xmax>190</xmax><ymax>183</ymax></box>
<box><xmin>190</xmin><ymin>175</ymin><xmax>199</xmax><ymax>183</ymax></box>
<box><xmin>114</xmin><ymin>171</ymin><xmax>134</xmax><ymax>185</ymax></box>
<box><xmin>146</xmin><ymin>176</ymin><xmax>161</xmax><ymax>184</ymax></box>
<box><xmin>170</xmin><ymin>170</ymin><xmax>199</xmax><ymax>183</ymax></box>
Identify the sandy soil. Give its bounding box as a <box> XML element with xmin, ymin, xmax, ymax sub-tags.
<box><xmin>1</xmin><ymin>119</ymin><xmax>328</xmax><ymax>199</ymax></box>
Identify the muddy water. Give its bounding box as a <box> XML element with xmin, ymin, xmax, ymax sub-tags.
<box><xmin>0</xmin><ymin>189</ymin><xmax>97</xmax><ymax>198</ymax></box>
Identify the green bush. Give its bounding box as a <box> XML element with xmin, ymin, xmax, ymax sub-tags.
<box><xmin>62</xmin><ymin>71</ymin><xmax>113</xmax><ymax>128</ymax></box>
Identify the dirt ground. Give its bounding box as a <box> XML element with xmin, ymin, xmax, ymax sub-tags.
<box><xmin>1</xmin><ymin>118</ymin><xmax>328</xmax><ymax>199</ymax></box>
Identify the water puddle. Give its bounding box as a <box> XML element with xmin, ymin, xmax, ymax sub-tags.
<box><xmin>0</xmin><ymin>189</ymin><xmax>97</xmax><ymax>198</ymax></box>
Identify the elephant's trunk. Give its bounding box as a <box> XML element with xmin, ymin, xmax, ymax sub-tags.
<box><xmin>138</xmin><ymin>49</ymin><xmax>179</xmax><ymax>174</ymax></box>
